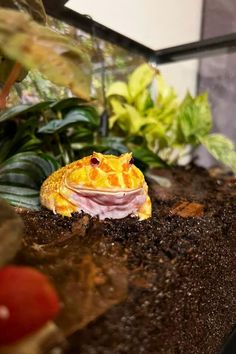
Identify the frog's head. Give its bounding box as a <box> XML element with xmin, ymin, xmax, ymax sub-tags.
<box><xmin>64</xmin><ymin>152</ymin><xmax>145</xmax><ymax>192</ymax></box>
<box><xmin>58</xmin><ymin>152</ymin><xmax>150</xmax><ymax>219</ymax></box>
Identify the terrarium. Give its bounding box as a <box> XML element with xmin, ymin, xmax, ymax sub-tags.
<box><xmin>0</xmin><ymin>1</ymin><xmax>235</xmax><ymax>354</ymax></box>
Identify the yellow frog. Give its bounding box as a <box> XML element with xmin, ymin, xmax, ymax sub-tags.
<box><xmin>40</xmin><ymin>152</ymin><xmax>152</xmax><ymax>220</ymax></box>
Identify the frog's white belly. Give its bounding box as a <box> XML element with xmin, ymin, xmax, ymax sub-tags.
<box><xmin>60</xmin><ymin>185</ymin><xmax>146</xmax><ymax>219</ymax></box>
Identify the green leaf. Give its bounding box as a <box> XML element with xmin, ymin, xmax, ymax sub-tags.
<box><xmin>109</xmin><ymin>98</ymin><xmax>145</xmax><ymax>136</ymax></box>
<box><xmin>50</xmin><ymin>97</ymin><xmax>90</xmax><ymax>111</ymax></box>
<box><xmin>17</xmin><ymin>136</ymin><xmax>42</xmax><ymax>153</ymax></box>
<box><xmin>0</xmin><ymin>185</ymin><xmax>39</xmax><ymax>196</ymax></box>
<box><xmin>106</xmin><ymin>81</ymin><xmax>130</xmax><ymax>102</ymax></box>
<box><xmin>124</xmin><ymin>104</ymin><xmax>145</xmax><ymax>135</ymax></box>
<box><xmin>178</xmin><ymin>92</ymin><xmax>212</xmax><ymax>143</ymax></box>
<box><xmin>128</xmin><ymin>63</ymin><xmax>156</xmax><ymax>101</ymax></box>
<box><xmin>73</xmin><ymin>145</ymin><xmax>109</xmax><ymax>158</ymax></box>
<box><xmin>73</xmin><ymin>142</ymin><xmax>127</xmax><ymax>159</ymax></box>
<box><xmin>108</xmin><ymin>98</ymin><xmax>128</xmax><ymax>130</ymax></box>
<box><xmin>0</xmin><ymin>117</ymin><xmax>41</xmax><ymax>163</ymax></box>
<box><xmin>109</xmin><ymin>98</ymin><xmax>126</xmax><ymax>115</ymax></box>
<box><xmin>0</xmin><ymin>152</ymin><xmax>60</xmax><ymax>209</ymax></box>
<box><xmin>131</xmin><ymin>146</ymin><xmax>167</xmax><ymax>169</ymax></box>
<box><xmin>38</xmin><ymin>107</ymin><xmax>99</xmax><ymax>134</ymax></box>
<box><xmin>100</xmin><ymin>137</ymin><xmax>129</xmax><ymax>154</ymax></box>
<box><xmin>0</xmin><ymin>171</ymin><xmax>39</xmax><ymax>189</ymax></box>
<box><xmin>142</xmin><ymin>122</ymin><xmax>168</xmax><ymax>151</ymax></box>
<box><xmin>200</xmin><ymin>134</ymin><xmax>236</xmax><ymax>173</ymax></box>
<box><xmin>0</xmin><ymin>101</ymin><xmax>52</xmax><ymax>122</ymax></box>
<box><xmin>71</xmin><ymin>126</ymin><xmax>95</xmax><ymax>144</ymax></box>
<box><xmin>0</xmin><ymin>193</ymin><xmax>40</xmax><ymax>209</ymax></box>
<box><xmin>0</xmin><ymin>152</ymin><xmax>60</xmax><ymax>183</ymax></box>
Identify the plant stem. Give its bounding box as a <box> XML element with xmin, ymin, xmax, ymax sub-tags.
<box><xmin>0</xmin><ymin>63</ymin><xmax>22</xmax><ymax>109</ymax></box>
<box><xmin>54</xmin><ymin>133</ymin><xmax>68</xmax><ymax>165</ymax></box>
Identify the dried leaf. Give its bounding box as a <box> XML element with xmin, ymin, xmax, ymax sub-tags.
<box><xmin>54</xmin><ymin>254</ymin><xmax>128</xmax><ymax>334</ymax></box>
<box><xmin>17</xmin><ymin>212</ymin><xmax>128</xmax><ymax>335</ymax></box>
<box><xmin>0</xmin><ymin>0</ymin><xmax>46</xmax><ymax>23</ymax></box>
<box><xmin>170</xmin><ymin>201</ymin><xmax>204</xmax><ymax>218</ymax></box>
<box><xmin>0</xmin><ymin>9</ymin><xmax>91</xmax><ymax>100</ymax></box>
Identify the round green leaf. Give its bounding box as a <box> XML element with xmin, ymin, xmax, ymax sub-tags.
<box><xmin>0</xmin><ymin>152</ymin><xmax>60</xmax><ymax>209</ymax></box>
<box><xmin>106</xmin><ymin>81</ymin><xmax>130</xmax><ymax>102</ymax></box>
<box><xmin>0</xmin><ymin>101</ymin><xmax>53</xmax><ymax>122</ymax></box>
<box><xmin>128</xmin><ymin>63</ymin><xmax>156</xmax><ymax>101</ymax></box>
<box><xmin>132</xmin><ymin>146</ymin><xmax>167</xmax><ymax>169</ymax></box>
<box><xmin>38</xmin><ymin>107</ymin><xmax>99</xmax><ymax>134</ymax></box>
<box><xmin>200</xmin><ymin>134</ymin><xmax>236</xmax><ymax>173</ymax></box>
<box><xmin>50</xmin><ymin>97</ymin><xmax>90</xmax><ymax>111</ymax></box>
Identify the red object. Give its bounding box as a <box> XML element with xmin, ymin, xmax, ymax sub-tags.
<box><xmin>0</xmin><ymin>266</ymin><xmax>60</xmax><ymax>346</ymax></box>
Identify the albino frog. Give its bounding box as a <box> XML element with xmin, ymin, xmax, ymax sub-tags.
<box><xmin>40</xmin><ymin>152</ymin><xmax>152</xmax><ymax>220</ymax></box>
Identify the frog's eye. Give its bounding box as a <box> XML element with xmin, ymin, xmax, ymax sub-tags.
<box><xmin>91</xmin><ymin>157</ymin><xmax>100</xmax><ymax>166</ymax></box>
<box><xmin>129</xmin><ymin>157</ymin><xmax>135</xmax><ymax>165</ymax></box>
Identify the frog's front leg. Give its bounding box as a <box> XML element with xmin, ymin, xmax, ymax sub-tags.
<box><xmin>43</xmin><ymin>191</ymin><xmax>78</xmax><ymax>217</ymax></box>
<box><xmin>136</xmin><ymin>194</ymin><xmax>152</xmax><ymax>220</ymax></box>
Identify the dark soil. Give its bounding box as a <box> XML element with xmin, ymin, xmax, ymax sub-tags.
<box><xmin>16</xmin><ymin>166</ymin><xmax>236</xmax><ymax>354</ymax></box>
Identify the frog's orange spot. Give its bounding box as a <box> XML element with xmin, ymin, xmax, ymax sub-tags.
<box><xmin>85</xmin><ymin>182</ymin><xmax>94</xmax><ymax>188</ymax></box>
<box><xmin>57</xmin><ymin>205</ymin><xmax>69</xmax><ymax>212</ymax></box>
<box><xmin>122</xmin><ymin>163</ymin><xmax>130</xmax><ymax>172</ymax></box>
<box><xmin>122</xmin><ymin>172</ymin><xmax>131</xmax><ymax>187</ymax></box>
<box><xmin>89</xmin><ymin>168</ymin><xmax>99</xmax><ymax>181</ymax></box>
<box><xmin>108</xmin><ymin>174</ymin><xmax>120</xmax><ymax>187</ymax></box>
<box><xmin>101</xmin><ymin>162</ymin><xmax>112</xmax><ymax>173</ymax></box>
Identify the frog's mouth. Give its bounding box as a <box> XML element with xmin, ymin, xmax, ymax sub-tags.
<box><xmin>69</xmin><ymin>185</ymin><xmax>142</xmax><ymax>194</ymax></box>
<box><xmin>64</xmin><ymin>177</ymin><xmax>143</xmax><ymax>194</ymax></box>
<box><xmin>60</xmin><ymin>180</ymin><xmax>146</xmax><ymax>219</ymax></box>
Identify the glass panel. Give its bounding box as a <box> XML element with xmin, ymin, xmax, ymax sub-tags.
<box><xmin>158</xmin><ymin>52</ymin><xmax>236</xmax><ymax>168</ymax></box>
<box><xmin>157</xmin><ymin>59</ymin><xmax>199</xmax><ymax>99</ymax></box>
<box><xmin>7</xmin><ymin>17</ymin><xmax>145</xmax><ymax>107</ymax></box>
<box><xmin>5</xmin><ymin>15</ymin><xmax>236</xmax><ymax>171</ymax></box>
<box><xmin>197</xmin><ymin>52</ymin><xmax>236</xmax><ymax>167</ymax></box>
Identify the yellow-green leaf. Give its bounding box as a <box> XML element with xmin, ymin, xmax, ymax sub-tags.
<box><xmin>109</xmin><ymin>99</ymin><xmax>144</xmax><ymax>136</ymax></box>
<box><xmin>135</xmin><ymin>89</ymin><xmax>153</xmax><ymax>113</ymax></box>
<box><xmin>178</xmin><ymin>92</ymin><xmax>212</xmax><ymax>143</ymax></box>
<box><xmin>106</xmin><ymin>81</ymin><xmax>130</xmax><ymax>102</ymax></box>
<box><xmin>200</xmin><ymin>134</ymin><xmax>236</xmax><ymax>173</ymax></box>
<box><xmin>109</xmin><ymin>99</ymin><xmax>127</xmax><ymax>130</ymax></box>
<box><xmin>143</xmin><ymin>121</ymin><xmax>168</xmax><ymax>151</ymax></box>
<box><xmin>124</xmin><ymin>104</ymin><xmax>144</xmax><ymax>135</ymax></box>
<box><xmin>109</xmin><ymin>114</ymin><xmax>120</xmax><ymax>129</ymax></box>
<box><xmin>110</xmin><ymin>98</ymin><xmax>126</xmax><ymax>115</ymax></box>
<box><xmin>128</xmin><ymin>63</ymin><xmax>156</xmax><ymax>101</ymax></box>
<box><xmin>156</xmin><ymin>74</ymin><xmax>178</xmax><ymax>110</ymax></box>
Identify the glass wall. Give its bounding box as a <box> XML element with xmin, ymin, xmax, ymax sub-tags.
<box><xmin>5</xmin><ymin>7</ymin><xmax>236</xmax><ymax>169</ymax></box>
